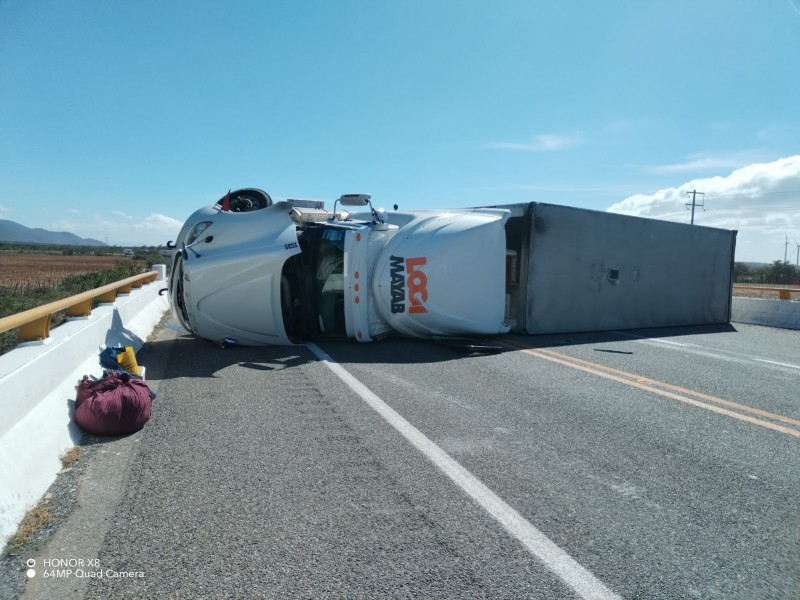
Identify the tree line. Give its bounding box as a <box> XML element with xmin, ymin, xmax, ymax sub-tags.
<box><xmin>734</xmin><ymin>261</ymin><xmax>800</xmax><ymax>285</ymax></box>
<box><xmin>0</xmin><ymin>241</ymin><xmax>167</xmax><ymax>259</ymax></box>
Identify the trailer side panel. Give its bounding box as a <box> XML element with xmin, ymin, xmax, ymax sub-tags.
<box><xmin>519</xmin><ymin>203</ymin><xmax>736</xmax><ymax>334</ymax></box>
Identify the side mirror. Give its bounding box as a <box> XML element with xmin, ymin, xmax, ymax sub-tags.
<box><xmin>331</xmin><ymin>194</ymin><xmax>387</xmax><ymax>226</ymax></box>
<box><xmin>332</xmin><ymin>194</ymin><xmax>372</xmax><ymax>223</ymax></box>
<box><xmin>338</xmin><ymin>194</ymin><xmax>371</xmax><ymax>206</ymax></box>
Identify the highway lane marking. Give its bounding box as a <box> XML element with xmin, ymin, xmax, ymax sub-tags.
<box><xmin>499</xmin><ymin>339</ymin><xmax>800</xmax><ymax>439</ymax></box>
<box><xmin>306</xmin><ymin>342</ymin><xmax>622</xmax><ymax>600</ymax></box>
<box><xmin>610</xmin><ymin>332</ymin><xmax>692</xmax><ymax>347</ymax></box>
<box><xmin>535</xmin><ymin>347</ymin><xmax>800</xmax><ymax>428</ymax></box>
<box><xmin>611</xmin><ymin>330</ymin><xmax>800</xmax><ymax>372</ymax></box>
<box><xmin>754</xmin><ymin>358</ymin><xmax>800</xmax><ymax>371</ymax></box>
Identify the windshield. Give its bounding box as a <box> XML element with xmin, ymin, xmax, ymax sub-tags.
<box><xmin>314</xmin><ymin>228</ymin><xmax>346</xmax><ymax>336</ymax></box>
<box><xmin>281</xmin><ymin>225</ymin><xmax>348</xmax><ymax>341</ymax></box>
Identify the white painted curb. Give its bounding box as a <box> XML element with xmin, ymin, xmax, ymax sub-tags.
<box><xmin>0</xmin><ymin>270</ymin><xmax>169</xmax><ymax>544</ymax></box>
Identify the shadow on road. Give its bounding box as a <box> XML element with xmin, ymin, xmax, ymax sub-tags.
<box><xmin>514</xmin><ymin>323</ymin><xmax>739</xmax><ymax>349</ymax></box>
<box><xmin>143</xmin><ymin>320</ymin><xmax>739</xmax><ymax>377</ymax></box>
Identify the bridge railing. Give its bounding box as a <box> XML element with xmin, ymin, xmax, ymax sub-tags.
<box><xmin>732</xmin><ymin>285</ymin><xmax>799</xmax><ymax>300</ymax></box>
<box><xmin>0</xmin><ymin>271</ymin><xmax>160</xmax><ymax>344</ymax></box>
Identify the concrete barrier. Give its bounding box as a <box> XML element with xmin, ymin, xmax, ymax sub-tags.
<box><xmin>0</xmin><ymin>268</ymin><xmax>169</xmax><ymax>544</ymax></box>
<box><xmin>731</xmin><ymin>297</ymin><xmax>800</xmax><ymax>330</ymax></box>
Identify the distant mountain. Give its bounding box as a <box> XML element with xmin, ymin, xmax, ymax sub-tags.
<box><xmin>0</xmin><ymin>219</ymin><xmax>106</xmax><ymax>246</ymax></box>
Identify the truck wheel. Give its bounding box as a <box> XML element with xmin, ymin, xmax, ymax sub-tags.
<box><xmin>218</xmin><ymin>188</ymin><xmax>273</xmax><ymax>211</ymax></box>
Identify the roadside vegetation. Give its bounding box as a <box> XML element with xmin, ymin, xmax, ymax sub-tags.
<box><xmin>3</xmin><ymin>500</ymin><xmax>54</xmax><ymax>556</ymax></box>
<box><xmin>734</xmin><ymin>261</ymin><xmax>800</xmax><ymax>286</ymax></box>
<box><xmin>59</xmin><ymin>446</ymin><xmax>82</xmax><ymax>470</ymax></box>
<box><xmin>0</xmin><ymin>244</ymin><xmax>169</xmax><ymax>355</ymax></box>
<box><xmin>2</xmin><ymin>447</ymin><xmax>83</xmax><ymax>557</ymax></box>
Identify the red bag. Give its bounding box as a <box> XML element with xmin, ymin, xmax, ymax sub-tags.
<box><xmin>74</xmin><ymin>372</ymin><xmax>153</xmax><ymax>435</ymax></box>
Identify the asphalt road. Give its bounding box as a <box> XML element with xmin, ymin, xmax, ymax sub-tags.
<box><xmin>17</xmin><ymin>320</ymin><xmax>800</xmax><ymax>599</ymax></box>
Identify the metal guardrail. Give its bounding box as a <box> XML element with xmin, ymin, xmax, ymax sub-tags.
<box><xmin>732</xmin><ymin>285</ymin><xmax>799</xmax><ymax>300</ymax></box>
<box><xmin>0</xmin><ymin>271</ymin><xmax>159</xmax><ymax>342</ymax></box>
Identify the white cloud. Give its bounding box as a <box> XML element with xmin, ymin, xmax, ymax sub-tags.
<box><xmin>643</xmin><ymin>152</ymin><xmax>761</xmax><ymax>175</ymax></box>
<box><xmin>488</xmin><ymin>132</ymin><xmax>584</xmax><ymax>152</ymax></box>
<box><xmin>50</xmin><ymin>212</ymin><xmax>184</xmax><ymax>247</ymax></box>
<box><xmin>0</xmin><ymin>204</ymin><xmax>10</xmax><ymax>216</ymax></box>
<box><xmin>607</xmin><ymin>156</ymin><xmax>800</xmax><ymax>263</ymax></box>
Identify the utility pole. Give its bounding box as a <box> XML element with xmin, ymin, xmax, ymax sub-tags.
<box><xmin>685</xmin><ymin>190</ymin><xmax>705</xmax><ymax>225</ymax></box>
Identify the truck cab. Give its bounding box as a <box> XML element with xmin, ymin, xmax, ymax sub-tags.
<box><xmin>169</xmin><ymin>189</ymin><xmax>511</xmax><ymax>346</ymax></box>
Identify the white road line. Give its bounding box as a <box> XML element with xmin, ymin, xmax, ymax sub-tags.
<box><xmin>754</xmin><ymin>358</ymin><xmax>800</xmax><ymax>371</ymax></box>
<box><xmin>307</xmin><ymin>343</ymin><xmax>622</xmax><ymax>600</ymax></box>
<box><xmin>611</xmin><ymin>331</ymin><xmax>693</xmax><ymax>347</ymax></box>
<box><xmin>611</xmin><ymin>331</ymin><xmax>800</xmax><ymax>371</ymax></box>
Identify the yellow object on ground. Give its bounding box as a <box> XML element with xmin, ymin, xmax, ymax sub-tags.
<box><xmin>117</xmin><ymin>346</ymin><xmax>142</xmax><ymax>375</ymax></box>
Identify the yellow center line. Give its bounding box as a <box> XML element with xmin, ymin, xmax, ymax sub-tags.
<box><xmin>496</xmin><ymin>338</ymin><xmax>800</xmax><ymax>439</ymax></box>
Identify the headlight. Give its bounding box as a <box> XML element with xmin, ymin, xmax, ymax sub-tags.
<box><xmin>186</xmin><ymin>221</ymin><xmax>213</xmax><ymax>245</ymax></box>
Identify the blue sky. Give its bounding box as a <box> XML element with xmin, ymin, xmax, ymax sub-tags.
<box><xmin>1</xmin><ymin>0</ymin><xmax>798</xmax><ymax>262</ymax></box>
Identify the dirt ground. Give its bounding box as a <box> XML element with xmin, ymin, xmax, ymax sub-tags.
<box><xmin>0</xmin><ymin>254</ymin><xmax>144</xmax><ymax>288</ymax></box>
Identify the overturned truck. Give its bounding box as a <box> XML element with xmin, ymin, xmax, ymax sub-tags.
<box><xmin>167</xmin><ymin>189</ymin><xmax>737</xmax><ymax>346</ymax></box>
